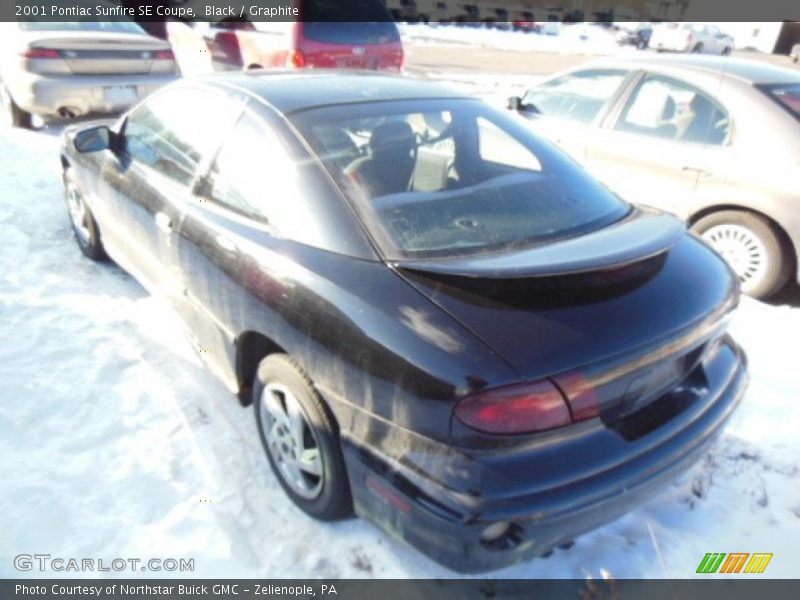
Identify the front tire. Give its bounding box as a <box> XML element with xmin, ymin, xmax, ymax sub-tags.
<box><xmin>691</xmin><ymin>42</ymin><xmax>704</xmax><ymax>53</ymax></box>
<box><xmin>254</xmin><ymin>354</ymin><xmax>352</xmax><ymax>521</ymax></box>
<box><xmin>64</xmin><ymin>169</ymin><xmax>107</xmax><ymax>261</ymax></box>
<box><xmin>0</xmin><ymin>84</ymin><xmax>32</xmax><ymax>129</ymax></box>
<box><xmin>692</xmin><ymin>210</ymin><xmax>792</xmax><ymax>299</ymax></box>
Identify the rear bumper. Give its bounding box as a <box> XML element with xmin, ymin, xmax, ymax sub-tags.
<box><xmin>7</xmin><ymin>72</ymin><xmax>177</xmax><ymax>118</ymax></box>
<box><xmin>342</xmin><ymin>335</ymin><xmax>747</xmax><ymax>573</ymax></box>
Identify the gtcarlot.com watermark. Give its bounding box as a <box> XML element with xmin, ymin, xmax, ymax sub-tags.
<box><xmin>14</xmin><ymin>553</ymin><xmax>194</xmax><ymax>573</ymax></box>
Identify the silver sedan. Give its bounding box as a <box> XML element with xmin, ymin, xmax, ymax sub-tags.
<box><xmin>509</xmin><ymin>55</ymin><xmax>800</xmax><ymax>299</ymax></box>
<box><xmin>0</xmin><ymin>20</ymin><xmax>178</xmax><ymax>128</ymax></box>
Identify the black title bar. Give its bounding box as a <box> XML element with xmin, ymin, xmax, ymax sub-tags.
<box><xmin>6</xmin><ymin>0</ymin><xmax>800</xmax><ymax>23</ymax></box>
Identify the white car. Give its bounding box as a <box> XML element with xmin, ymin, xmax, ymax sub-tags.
<box><xmin>0</xmin><ymin>21</ymin><xmax>177</xmax><ymax>128</ymax></box>
<box><xmin>650</xmin><ymin>23</ymin><xmax>734</xmax><ymax>55</ymax></box>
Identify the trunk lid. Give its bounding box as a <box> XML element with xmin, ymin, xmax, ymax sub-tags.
<box><xmin>26</xmin><ymin>32</ymin><xmax>169</xmax><ymax>74</ymax></box>
<box><xmin>394</xmin><ymin>211</ymin><xmax>738</xmax><ymax>422</ymax></box>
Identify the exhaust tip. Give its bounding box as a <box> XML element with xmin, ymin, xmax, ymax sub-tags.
<box><xmin>57</xmin><ymin>107</ymin><xmax>80</xmax><ymax>119</ymax></box>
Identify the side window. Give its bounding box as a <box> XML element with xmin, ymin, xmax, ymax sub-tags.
<box><xmin>522</xmin><ymin>70</ymin><xmax>628</xmax><ymax>124</ymax></box>
<box><xmin>123</xmin><ymin>88</ymin><xmax>243</xmax><ymax>186</ymax></box>
<box><xmin>205</xmin><ymin>113</ymin><xmax>296</xmax><ymax>224</ymax></box>
<box><xmin>477</xmin><ymin>117</ymin><xmax>542</xmax><ymax>171</ymax></box>
<box><xmin>615</xmin><ymin>75</ymin><xmax>730</xmax><ymax>145</ymax></box>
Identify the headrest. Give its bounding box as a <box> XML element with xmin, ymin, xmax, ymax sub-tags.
<box><xmin>369</xmin><ymin>121</ymin><xmax>415</xmax><ymax>154</ymax></box>
<box><xmin>661</xmin><ymin>95</ymin><xmax>676</xmax><ymax>121</ymax></box>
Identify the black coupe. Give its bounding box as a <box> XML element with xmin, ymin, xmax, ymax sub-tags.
<box><xmin>61</xmin><ymin>71</ymin><xmax>748</xmax><ymax>572</ymax></box>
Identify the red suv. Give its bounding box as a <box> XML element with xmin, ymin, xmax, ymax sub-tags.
<box><xmin>176</xmin><ymin>0</ymin><xmax>404</xmax><ymax>73</ymax></box>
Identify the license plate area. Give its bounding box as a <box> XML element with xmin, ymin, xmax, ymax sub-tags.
<box><xmin>336</xmin><ymin>58</ymin><xmax>366</xmax><ymax>69</ymax></box>
<box><xmin>104</xmin><ymin>86</ymin><xmax>138</xmax><ymax>104</ymax></box>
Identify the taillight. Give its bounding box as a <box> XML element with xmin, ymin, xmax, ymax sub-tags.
<box><xmin>455</xmin><ymin>380</ymin><xmax>572</xmax><ymax>435</ymax></box>
<box><xmin>552</xmin><ymin>371</ymin><xmax>600</xmax><ymax>422</ymax></box>
<box><xmin>22</xmin><ymin>48</ymin><xmax>60</xmax><ymax>59</ymax></box>
<box><xmin>154</xmin><ymin>49</ymin><xmax>174</xmax><ymax>60</ymax></box>
<box><xmin>287</xmin><ymin>49</ymin><xmax>306</xmax><ymax>68</ymax></box>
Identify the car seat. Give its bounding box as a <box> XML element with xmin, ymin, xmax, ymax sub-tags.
<box><xmin>344</xmin><ymin>121</ymin><xmax>417</xmax><ymax>198</ymax></box>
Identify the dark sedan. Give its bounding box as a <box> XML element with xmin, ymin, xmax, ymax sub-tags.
<box><xmin>60</xmin><ymin>72</ymin><xmax>747</xmax><ymax>572</ymax></box>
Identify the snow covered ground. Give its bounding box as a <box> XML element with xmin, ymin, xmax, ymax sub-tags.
<box><xmin>1</xmin><ymin>86</ymin><xmax>799</xmax><ymax>579</ymax></box>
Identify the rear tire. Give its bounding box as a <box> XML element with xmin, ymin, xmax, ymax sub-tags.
<box><xmin>254</xmin><ymin>354</ymin><xmax>353</xmax><ymax>521</ymax></box>
<box><xmin>0</xmin><ymin>84</ymin><xmax>32</xmax><ymax>129</ymax></box>
<box><xmin>692</xmin><ymin>210</ymin><xmax>792</xmax><ymax>299</ymax></box>
<box><xmin>722</xmin><ymin>46</ymin><xmax>732</xmax><ymax>55</ymax></box>
<box><xmin>691</xmin><ymin>43</ymin><xmax>704</xmax><ymax>53</ymax></box>
<box><xmin>64</xmin><ymin>169</ymin><xmax>107</xmax><ymax>261</ymax></box>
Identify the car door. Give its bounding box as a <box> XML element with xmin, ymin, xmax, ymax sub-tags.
<box><xmin>175</xmin><ymin>106</ymin><xmax>304</xmax><ymax>382</ymax></box>
<box><xmin>583</xmin><ymin>72</ymin><xmax>732</xmax><ymax>217</ymax></box>
<box><xmin>515</xmin><ymin>69</ymin><xmax>634</xmax><ymax>164</ymax></box>
<box><xmin>99</xmin><ymin>86</ymin><xmax>244</xmax><ymax>295</ymax></box>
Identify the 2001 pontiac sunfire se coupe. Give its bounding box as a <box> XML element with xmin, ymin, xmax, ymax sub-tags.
<box><xmin>61</xmin><ymin>71</ymin><xmax>748</xmax><ymax>572</ymax></box>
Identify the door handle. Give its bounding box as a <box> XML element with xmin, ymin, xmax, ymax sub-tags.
<box><xmin>155</xmin><ymin>211</ymin><xmax>172</xmax><ymax>233</ymax></box>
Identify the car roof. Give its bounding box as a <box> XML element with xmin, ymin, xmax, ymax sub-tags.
<box><xmin>198</xmin><ymin>70</ymin><xmax>471</xmax><ymax>115</ymax></box>
<box><xmin>583</xmin><ymin>55</ymin><xmax>800</xmax><ymax>85</ymax></box>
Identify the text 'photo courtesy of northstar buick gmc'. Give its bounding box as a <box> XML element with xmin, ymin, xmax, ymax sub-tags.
<box><xmin>60</xmin><ymin>71</ymin><xmax>748</xmax><ymax>572</ymax></box>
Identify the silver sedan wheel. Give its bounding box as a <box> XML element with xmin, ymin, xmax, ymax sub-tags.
<box><xmin>259</xmin><ymin>383</ymin><xmax>323</xmax><ymax>500</ymax></box>
<box><xmin>701</xmin><ymin>223</ymin><xmax>768</xmax><ymax>293</ymax></box>
<box><xmin>66</xmin><ymin>183</ymin><xmax>91</xmax><ymax>246</ymax></box>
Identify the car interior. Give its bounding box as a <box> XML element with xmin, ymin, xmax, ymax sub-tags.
<box><xmin>305</xmin><ymin>109</ymin><xmax>623</xmax><ymax>258</ymax></box>
<box><xmin>616</xmin><ymin>78</ymin><xmax>730</xmax><ymax>145</ymax></box>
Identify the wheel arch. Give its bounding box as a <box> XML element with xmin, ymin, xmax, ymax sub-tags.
<box><xmin>689</xmin><ymin>204</ymin><xmax>798</xmax><ymax>273</ymax></box>
<box><xmin>235</xmin><ymin>330</ymin><xmax>285</xmax><ymax>405</ymax></box>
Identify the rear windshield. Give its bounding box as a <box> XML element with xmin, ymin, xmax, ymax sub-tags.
<box><xmin>293</xmin><ymin>99</ymin><xmax>629</xmax><ymax>260</ymax></box>
<box><xmin>760</xmin><ymin>83</ymin><xmax>800</xmax><ymax>121</ymax></box>
<box><xmin>302</xmin><ymin>0</ymin><xmax>400</xmax><ymax>44</ymax></box>
<box><xmin>19</xmin><ymin>21</ymin><xmax>146</xmax><ymax>34</ymax></box>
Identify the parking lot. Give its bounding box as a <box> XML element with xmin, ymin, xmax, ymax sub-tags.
<box><xmin>2</xmin><ymin>26</ymin><xmax>800</xmax><ymax>579</ymax></box>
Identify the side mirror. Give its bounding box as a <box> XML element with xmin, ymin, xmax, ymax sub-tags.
<box><xmin>74</xmin><ymin>126</ymin><xmax>112</xmax><ymax>153</ymax></box>
<box><xmin>507</xmin><ymin>96</ymin><xmax>523</xmax><ymax>111</ymax></box>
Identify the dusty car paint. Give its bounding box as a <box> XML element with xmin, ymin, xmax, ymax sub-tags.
<box><xmin>61</xmin><ymin>72</ymin><xmax>747</xmax><ymax>572</ymax></box>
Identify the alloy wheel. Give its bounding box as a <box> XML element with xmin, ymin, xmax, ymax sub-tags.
<box><xmin>701</xmin><ymin>224</ymin><xmax>768</xmax><ymax>293</ymax></box>
<box><xmin>259</xmin><ymin>383</ymin><xmax>324</xmax><ymax>500</ymax></box>
<box><xmin>66</xmin><ymin>182</ymin><xmax>92</xmax><ymax>246</ymax></box>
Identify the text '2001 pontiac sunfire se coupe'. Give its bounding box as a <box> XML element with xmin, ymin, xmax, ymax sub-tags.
<box><xmin>60</xmin><ymin>71</ymin><xmax>748</xmax><ymax>572</ymax></box>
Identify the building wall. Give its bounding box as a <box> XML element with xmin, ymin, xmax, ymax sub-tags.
<box><xmin>718</xmin><ymin>22</ymin><xmax>783</xmax><ymax>53</ymax></box>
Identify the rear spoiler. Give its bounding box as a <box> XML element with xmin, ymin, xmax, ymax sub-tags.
<box><xmin>392</xmin><ymin>210</ymin><xmax>686</xmax><ymax>279</ymax></box>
